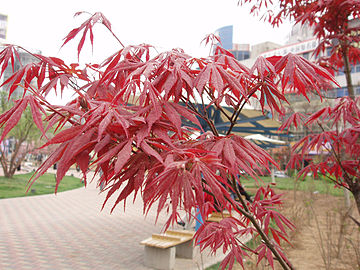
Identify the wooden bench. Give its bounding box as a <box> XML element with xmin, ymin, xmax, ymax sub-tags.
<box><xmin>140</xmin><ymin>230</ymin><xmax>195</xmax><ymax>270</ymax></box>
<box><xmin>206</xmin><ymin>211</ymin><xmax>231</xmax><ymax>223</ymax></box>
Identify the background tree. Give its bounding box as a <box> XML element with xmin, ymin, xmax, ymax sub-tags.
<box><xmin>0</xmin><ymin>11</ymin><xmax>339</xmax><ymax>269</ymax></box>
<box><xmin>241</xmin><ymin>0</ymin><xmax>360</xmax><ymax>216</ymax></box>
<box><xmin>0</xmin><ymin>91</ymin><xmax>40</xmax><ymax>178</ymax></box>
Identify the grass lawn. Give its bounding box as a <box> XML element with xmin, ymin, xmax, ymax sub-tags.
<box><xmin>0</xmin><ymin>172</ymin><xmax>84</xmax><ymax>199</ymax></box>
<box><xmin>242</xmin><ymin>175</ymin><xmax>344</xmax><ymax>197</ymax></box>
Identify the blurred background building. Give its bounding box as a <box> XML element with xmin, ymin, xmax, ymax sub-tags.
<box><xmin>239</xmin><ymin>22</ymin><xmax>360</xmax><ymax>100</ymax></box>
<box><xmin>215</xmin><ymin>22</ymin><xmax>360</xmax><ymax>102</ymax></box>
<box><xmin>0</xmin><ymin>13</ymin><xmax>41</xmax><ymax>97</ymax></box>
<box><xmin>0</xmin><ymin>13</ymin><xmax>7</xmax><ymax>41</ymax></box>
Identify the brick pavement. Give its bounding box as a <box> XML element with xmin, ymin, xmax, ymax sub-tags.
<box><xmin>0</xmin><ymin>169</ymin><xmax>226</xmax><ymax>270</ymax></box>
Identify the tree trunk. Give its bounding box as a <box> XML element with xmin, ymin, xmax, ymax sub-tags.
<box><xmin>0</xmin><ymin>139</ymin><xmax>28</xmax><ymax>178</ymax></box>
<box><xmin>271</xmin><ymin>165</ymin><xmax>276</xmax><ymax>183</ymax></box>
<box><xmin>344</xmin><ymin>189</ymin><xmax>351</xmax><ymax>208</ymax></box>
<box><xmin>341</xmin><ymin>42</ymin><xmax>355</xmax><ymax>99</ymax></box>
<box><xmin>270</xmin><ymin>149</ymin><xmax>276</xmax><ymax>184</ymax></box>
<box><xmin>341</xmin><ymin>40</ymin><xmax>358</xmax><ymax>216</ymax></box>
<box><xmin>0</xmin><ymin>152</ymin><xmax>10</xmax><ymax>178</ymax></box>
<box><xmin>351</xmin><ymin>181</ymin><xmax>360</xmax><ymax>217</ymax></box>
<box><xmin>3</xmin><ymin>170</ymin><xmax>13</xmax><ymax>178</ymax></box>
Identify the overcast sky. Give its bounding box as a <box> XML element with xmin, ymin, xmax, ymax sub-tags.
<box><xmin>1</xmin><ymin>0</ymin><xmax>292</xmax><ymax>63</ymax></box>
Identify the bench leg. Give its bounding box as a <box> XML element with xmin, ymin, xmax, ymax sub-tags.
<box><xmin>175</xmin><ymin>241</ymin><xmax>194</xmax><ymax>259</ymax></box>
<box><xmin>144</xmin><ymin>246</ymin><xmax>176</xmax><ymax>270</ymax></box>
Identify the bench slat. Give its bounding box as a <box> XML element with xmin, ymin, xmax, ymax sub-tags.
<box><xmin>206</xmin><ymin>211</ymin><xmax>232</xmax><ymax>223</ymax></box>
<box><xmin>141</xmin><ymin>230</ymin><xmax>195</xmax><ymax>249</ymax></box>
<box><xmin>152</xmin><ymin>233</ymin><xmax>182</xmax><ymax>242</ymax></box>
<box><xmin>165</xmin><ymin>230</ymin><xmax>195</xmax><ymax>239</ymax></box>
<box><xmin>141</xmin><ymin>238</ymin><xmax>177</xmax><ymax>248</ymax></box>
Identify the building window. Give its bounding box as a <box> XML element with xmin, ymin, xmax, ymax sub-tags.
<box><xmin>303</xmin><ymin>52</ymin><xmax>310</xmax><ymax>60</ymax></box>
<box><xmin>355</xmin><ymin>64</ymin><xmax>360</xmax><ymax>73</ymax></box>
<box><xmin>326</xmin><ymin>47</ymin><xmax>332</xmax><ymax>56</ymax></box>
<box><xmin>356</xmin><ymin>86</ymin><xmax>360</xmax><ymax>96</ymax></box>
<box><xmin>325</xmin><ymin>89</ymin><xmax>337</xmax><ymax>98</ymax></box>
<box><xmin>337</xmin><ymin>87</ymin><xmax>348</xmax><ymax>97</ymax></box>
<box><xmin>230</xmin><ymin>50</ymin><xmax>250</xmax><ymax>61</ymax></box>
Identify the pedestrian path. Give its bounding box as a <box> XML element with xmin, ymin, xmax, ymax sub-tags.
<box><xmin>0</xmin><ymin>169</ymin><xmax>226</xmax><ymax>270</ymax></box>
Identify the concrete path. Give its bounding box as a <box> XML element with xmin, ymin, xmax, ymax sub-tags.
<box><xmin>0</xmin><ymin>169</ymin><xmax>225</xmax><ymax>270</ymax></box>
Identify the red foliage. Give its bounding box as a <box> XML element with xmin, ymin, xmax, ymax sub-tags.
<box><xmin>0</xmin><ymin>7</ymin><xmax>343</xmax><ymax>269</ymax></box>
<box><xmin>289</xmin><ymin>97</ymin><xmax>360</xmax><ymax>184</ymax></box>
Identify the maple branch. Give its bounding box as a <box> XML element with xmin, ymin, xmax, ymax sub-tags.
<box><xmin>15</xmin><ymin>45</ymin><xmax>40</xmax><ymax>60</ymax></box>
<box><xmin>17</xmin><ymin>45</ymin><xmax>86</xmax><ymax>94</ymax></box>
<box><xmin>348</xmin><ymin>214</ymin><xmax>360</xmax><ymax>227</ymax></box>
<box><xmin>203</xmin><ymin>184</ymin><xmax>293</xmax><ymax>268</ymax></box>
<box><xmin>78</xmin><ymin>11</ymin><xmax>125</xmax><ymax>48</ymax></box>
<box><xmin>181</xmin><ymin>96</ymin><xmax>197</xmax><ymax>113</ymax></box>
<box><xmin>106</xmin><ymin>28</ymin><xmax>125</xmax><ymax>48</ymax></box>
<box><xmin>340</xmin><ymin>41</ymin><xmax>355</xmax><ymax>100</ymax></box>
<box><xmin>316</xmin><ymin>121</ymin><xmax>355</xmax><ymax>190</ymax></box>
<box><xmin>226</xmin><ymin>83</ymin><xmax>261</xmax><ymax>135</ymax></box>
<box><xmin>229</xmin><ymin>178</ymin><xmax>294</xmax><ymax>270</ymax></box>
<box><xmin>321</xmin><ymin>172</ymin><xmax>350</xmax><ymax>191</ymax></box>
<box><xmin>26</xmin><ymin>84</ymin><xmax>79</xmax><ymax>126</ymax></box>
<box><xmin>226</xmin><ymin>107</ymin><xmax>243</xmax><ymax>136</ymax></box>
<box><xmin>0</xmin><ymin>148</ymin><xmax>9</xmax><ymax>176</ymax></box>
<box><xmin>204</xmin><ymin>87</ymin><xmax>232</xmax><ymax>122</ymax></box>
<box><xmin>230</xmin><ymin>177</ymin><xmax>249</xmax><ymax>212</ymax></box>
<box><xmin>180</xmin><ymin>96</ymin><xmax>219</xmax><ymax>136</ymax></box>
<box><xmin>201</xmin><ymin>93</ymin><xmax>220</xmax><ymax>136</ymax></box>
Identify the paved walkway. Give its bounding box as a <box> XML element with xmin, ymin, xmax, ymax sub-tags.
<box><xmin>0</xmin><ymin>168</ymin><xmax>225</xmax><ymax>270</ymax></box>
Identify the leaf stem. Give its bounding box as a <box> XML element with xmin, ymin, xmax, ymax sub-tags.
<box><xmin>226</xmin><ymin>83</ymin><xmax>260</xmax><ymax>135</ymax></box>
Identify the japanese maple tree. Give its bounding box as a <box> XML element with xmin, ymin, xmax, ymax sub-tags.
<box><xmin>242</xmin><ymin>0</ymin><xmax>360</xmax><ymax>217</ymax></box>
<box><xmin>0</xmin><ymin>10</ymin><xmax>338</xmax><ymax>269</ymax></box>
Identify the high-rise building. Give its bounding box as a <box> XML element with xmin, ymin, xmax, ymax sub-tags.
<box><xmin>0</xmin><ymin>14</ymin><xmax>7</xmax><ymax>41</ymax></box>
<box><xmin>214</xmin><ymin>25</ymin><xmax>233</xmax><ymax>50</ymax></box>
<box><xmin>214</xmin><ymin>25</ymin><xmax>250</xmax><ymax>61</ymax></box>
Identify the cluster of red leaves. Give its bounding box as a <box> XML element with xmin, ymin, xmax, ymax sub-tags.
<box><xmin>284</xmin><ymin>97</ymin><xmax>360</xmax><ymax>188</ymax></box>
<box><xmin>195</xmin><ymin>186</ymin><xmax>294</xmax><ymax>269</ymax></box>
<box><xmin>0</xmin><ymin>11</ymin><xmax>338</xmax><ymax>270</ymax></box>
